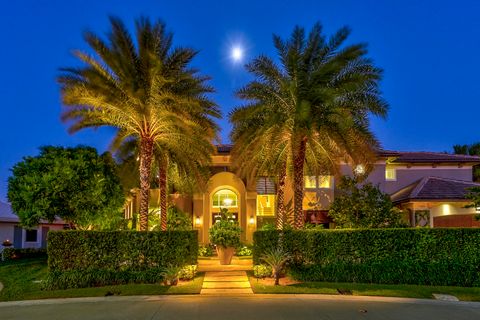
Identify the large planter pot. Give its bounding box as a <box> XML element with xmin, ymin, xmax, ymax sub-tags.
<box><xmin>216</xmin><ymin>246</ymin><xmax>235</xmax><ymax>265</ymax></box>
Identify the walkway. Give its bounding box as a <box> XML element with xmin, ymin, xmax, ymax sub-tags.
<box><xmin>198</xmin><ymin>257</ymin><xmax>253</xmax><ymax>295</ymax></box>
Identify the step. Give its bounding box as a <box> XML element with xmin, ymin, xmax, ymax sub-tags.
<box><xmin>202</xmin><ymin>281</ymin><xmax>251</xmax><ymax>289</ymax></box>
<box><xmin>204</xmin><ymin>271</ymin><xmax>247</xmax><ymax>277</ymax></box>
<box><xmin>200</xmin><ymin>288</ymin><xmax>253</xmax><ymax>295</ymax></box>
<box><xmin>204</xmin><ymin>275</ymin><xmax>249</xmax><ymax>282</ymax></box>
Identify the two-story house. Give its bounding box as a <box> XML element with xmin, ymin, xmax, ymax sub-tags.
<box><xmin>125</xmin><ymin>146</ymin><xmax>480</xmax><ymax>243</ymax></box>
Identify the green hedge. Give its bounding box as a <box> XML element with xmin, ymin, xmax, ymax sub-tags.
<box><xmin>253</xmin><ymin>229</ymin><xmax>480</xmax><ymax>286</ymax></box>
<box><xmin>46</xmin><ymin>230</ymin><xmax>198</xmax><ymax>289</ymax></box>
<box><xmin>1</xmin><ymin>248</ymin><xmax>47</xmax><ymax>261</ymax></box>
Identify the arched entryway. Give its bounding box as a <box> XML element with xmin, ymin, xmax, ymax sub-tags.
<box><xmin>193</xmin><ymin>171</ymin><xmax>256</xmax><ymax>244</ymax></box>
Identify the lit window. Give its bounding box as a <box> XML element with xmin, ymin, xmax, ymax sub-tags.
<box><xmin>212</xmin><ymin>189</ymin><xmax>238</xmax><ymax>208</ymax></box>
<box><xmin>304</xmin><ymin>176</ymin><xmax>317</xmax><ymax>188</ymax></box>
<box><xmin>304</xmin><ymin>176</ymin><xmax>331</xmax><ymax>188</ymax></box>
<box><xmin>318</xmin><ymin>176</ymin><xmax>331</xmax><ymax>188</ymax></box>
<box><xmin>385</xmin><ymin>166</ymin><xmax>396</xmax><ymax>181</ymax></box>
<box><xmin>25</xmin><ymin>229</ymin><xmax>37</xmax><ymax>242</ymax></box>
<box><xmin>256</xmin><ymin>195</ymin><xmax>276</xmax><ymax>216</ymax></box>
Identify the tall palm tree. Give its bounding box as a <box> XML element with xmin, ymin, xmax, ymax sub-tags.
<box><xmin>59</xmin><ymin>17</ymin><xmax>219</xmax><ymax>230</ymax></box>
<box><xmin>231</xmin><ymin>23</ymin><xmax>387</xmax><ymax>229</ymax></box>
<box><xmin>112</xmin><ymin>134</ymin><xmax>212</xmax><ymax>230</ymax></box>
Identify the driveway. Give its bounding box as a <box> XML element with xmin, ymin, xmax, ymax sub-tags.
<box><xmin>1</xmin><ymin>294</ymin><xmax>479</xmax><ymax>320</ymax></box>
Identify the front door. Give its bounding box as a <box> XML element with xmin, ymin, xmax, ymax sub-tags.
<box><xmin>41</xmin><ymin>227</ymin><xmax>49</xmax><ymax>248</ymax></box>
<box><xmin>212</xmin><ymin>212</ymin><xmax>239</xmax><ymax>224</ymax></box>
<box><xmin>13</xmin><ymin>226</ymin><xmax>22</xmax><ymax>248</ymax></box>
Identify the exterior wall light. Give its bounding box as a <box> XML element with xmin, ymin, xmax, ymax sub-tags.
<box><xmin>195</xmin><ymin>216</ymin><xmax>201</xmax><ymax>226</ymax></box>
<box><xmin>249</xmin><ymin>216</ymin><xmax>255</xmax><ymax>225</ymax></box>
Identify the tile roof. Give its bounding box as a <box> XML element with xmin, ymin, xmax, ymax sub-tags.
<box><xmin>388</xmin><ymin>152</ymin><xmax>480</xmax><ymax>163</ymax></box>
<box><xmin>217</xmin><ymin>146</ymin><xmax>480</xmax><ymax>163</ymax></box>
<box><xmin>0</xmin><ymin>201</ymin><xmax>19</xmax><ymax>222</ymax></box>
<box><xmin>390</xmin><ymin>176</ymin><xmax>480</xmax><ymax>203</ymax></box>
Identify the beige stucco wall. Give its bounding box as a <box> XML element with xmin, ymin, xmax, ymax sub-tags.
<box><xmin>193</xmin><ymin>171</ymin><xmax>257</xmax><ymax>244</ymax></box>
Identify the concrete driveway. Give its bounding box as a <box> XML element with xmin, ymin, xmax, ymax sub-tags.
<box><xmin>1</xmin><ymin>294</ymin><xmax>479</xmax><ymax>320</ymax></box>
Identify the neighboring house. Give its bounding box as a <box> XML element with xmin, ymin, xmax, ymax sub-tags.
<box><xmin>125</xmin><ymin>146</ymin><xmax>480</xmax><ymax>244</ymax></box>
<box><xmin>0</xmin><ymin>201</ymin><xmax>65</xmax><ymax>249</ymax></box>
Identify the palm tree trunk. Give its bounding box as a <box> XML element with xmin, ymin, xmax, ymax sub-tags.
<box><xmin>293</xmin><ymin>139</ymin><xmax>307</xmax><ymax>229</ymax></box>
<box><xmin>276</xmin><ymin>165</ymin><xmax>287</xmax><ymax>230</ymax></box>
<box><xmin>158</xmin><ymin>158</ymin><xmax>168</xmax><ymax>231</ymax></box>
<box><xmin>139</xmin><ymin>138</ymin><xmax>154</xmax><ymax>231</ymax></box>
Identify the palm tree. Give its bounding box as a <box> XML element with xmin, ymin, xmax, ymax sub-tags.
<box><xmin>230</xmin><ymin>108</ymin><xmax>290</xmax><ymax>229</ymax></box>
<box><xmin>113</xmin><ymin>134</ymin><xmax>212</xmax><ymax>230</ymax></box>
<box><xmin>59</xmin><ymin>17</ymin><xmax>219</xmax><ymax>230</ymax></box>
<box><xmin>231</xmin><ymin>23</ymin><xmax>387</xmax><ymax>229</ymax></box>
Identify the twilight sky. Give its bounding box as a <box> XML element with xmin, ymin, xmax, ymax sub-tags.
<box><xmin>1</xmin><ymin>0</ymin><xmax>480</xmax><ymax>201</ymax></box>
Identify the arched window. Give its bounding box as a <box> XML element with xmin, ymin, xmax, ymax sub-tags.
<box><xmin>212</xmin><ymin>189</ymin><xmax>238</xmax><ymax>208</ymax></box>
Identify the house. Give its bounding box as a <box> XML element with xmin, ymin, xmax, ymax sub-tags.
<box><xmin>0</xmin><ymin>201</ymin><xmax>65</xmax><ymax>249</ymax></box>
<box><xmin>125</xmin><ymin>146</ymin><xmax>480</xmax><ymax>243</ymax></box>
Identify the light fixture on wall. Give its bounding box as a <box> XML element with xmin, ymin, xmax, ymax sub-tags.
<box><xmin>195</xmin><ymin>216</ymin><xmax>201</xmax><ymax>226</ymax></box>
<box><xmin>249</xmin><ymin>216</ymin><xmax>255</xmax><ymax>225</ymax></box>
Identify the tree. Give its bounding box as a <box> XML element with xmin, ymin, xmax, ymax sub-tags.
<box><xmin>230</xmin><ymin>23</ymin><xmax>387</xmax><ymax>229</ymax></box>
<box><xmin>59</xmin><ymin>17</ymin><xmax>219</xmax><ymax>231</ymax></box>
<box><xmin>113</xmin><ymin>137</ymin><xmax>211</xmax><ymax>230</ymax></box>
<box><xmin>7</xmin><ymin>146</ymin><xmax>125</xmax><ymax>229</ymax></box>
<box><xmin>464</xmin><ymin>187</ymin><xmax>480</xmax><ymax>221</ymax></box>
<box><xmin>328</xmin><ymin>177</ymin><xmax>406</xmax><ymax>228</ymax></box>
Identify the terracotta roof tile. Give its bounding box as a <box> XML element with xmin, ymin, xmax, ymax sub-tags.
<box><xmin>391</xmin><ymin>177</ymin><xmax>480</xmax><ymax>203</ymax></box>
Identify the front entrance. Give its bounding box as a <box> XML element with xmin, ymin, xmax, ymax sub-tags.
<box><xmin>211</xmin><ymin>188</ymin><xmax>240</xmax><ymax>225</ymax></box>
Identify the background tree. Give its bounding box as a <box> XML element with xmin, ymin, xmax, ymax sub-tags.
<box><xmin>453</xmin><ymin>143</ymin><xmax>480</xmax><ymax>181</ymax></box>
<box><xmin>464</xmin><ymin>187</ymin><xmax>480</xmax><ymax>221</ymax></box>
<box><xmin>7</xmin><ymin>146</ymin><xmax>125</xmax><ymax>229</ymax></box>
<box><xmin>231</xmin><ymin>23</ymin><xmax>387</xmax><ymax>229</ymax></box>
<box><xmin>328</xmin><ymin>176</ymin><xmax>406</xmax><ymax>228</ymax></box>
<box><xmin>59</xmin><ymin>17</ymin><xmax>219</xmax><ymax>231</ymax></box>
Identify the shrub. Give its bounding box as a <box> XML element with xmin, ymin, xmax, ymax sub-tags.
<box><xmin>208</xmin><ymin>208</ymin><xmax>241</xmax><ymax>248</ymax></box>
<box><xmin>253</xmin><ymin>228</ymin><xmax>480</xmax><ymax>286</ymax></box>
<box><xmin>198</xmin><ymin>244</ymin><xmax>214</xmax><ymax>257</ymax></box>
<box><xmin>261</xmin><ymin>248</ymin><xmax>291</xmax><ymax>285</ymax></box>
<box><xmin>328</xmin><ymin>176</ymin><xmax>407</xmax><ymax>228</ymax></box>
<box><xmin>178</xmin><ymin>265</ymin><xmax>198</xmax><ymax>280</ymax></box>
<box><xmin>253</xmin><ymin>264</ymin><xmax>272</xmax><ymax>278</ymax></box>
<box><xmin>2</xmin><ymin>248</ymin><xmax>47</xmax><ymax>261</ymax></box>
<box><xmin>236</xmin><ymin>244</ymin><xmax>252</xmax><ymax>256</ymax></box>
<box><xmin>46</xmin><ymin>230</ymin><xmax>198</xmax><ymax>289</ymax></box>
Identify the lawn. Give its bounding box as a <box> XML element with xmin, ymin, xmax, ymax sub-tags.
<box><xmin>0</xmin><ymin>258</ymin><xmax>204</xmax><ymax>301</ymax></box>
<box><xmin>248</xmin><ymin>272</ymin><xmax>480</xmax><ymax>301</ymax></box>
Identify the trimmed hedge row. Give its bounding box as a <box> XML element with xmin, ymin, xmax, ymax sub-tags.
<box><xmin>46</xmin><ymin>230</ymin><xmax>198</xmax><ymax>289</ymax></box>
<box><xmin>1</xmin><ymin>248</ymin><xmax>47</xmax><ymax>261</ymax></box>
<box><xmin>253</xmin><ymin>228</ymin><xmax>480</xmax><ymax>286</ymax></box>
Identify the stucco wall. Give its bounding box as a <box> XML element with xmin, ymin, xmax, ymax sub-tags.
<box><xmin>383</xmin><ymin>166</ymin><xmax>473</xmax><ymax>194</ymax></box>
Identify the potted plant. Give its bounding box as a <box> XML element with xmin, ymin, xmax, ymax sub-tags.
<box><xmin>2</xmin><ymin>239</ymin><xmax>12</xmax><ymax>247</ymax></box>
<box><xmin>209</xmin><ymin>208</ymin><xmax>241</xmax><ymax>265</ymax></box>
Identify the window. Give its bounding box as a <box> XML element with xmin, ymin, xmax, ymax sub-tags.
<box><xmin>212</xmin><ymin>189</ymin><xmax>238</xmax><ymax>208</ymax></box>
<box><xmin>304</xmin><ymin>176</ymin><xmax>331</xmax><ymax>189</ymax></box>
<box><xmin>385</xmin><ymin>166</ymin><xmax>396</xmax><ymax>181</ymax></box>
<box><xmin>257</xmin><ymin>195</ymin><xmax>276</xmax><ymax>216</ymax></box>
<box><xmin>318</xmin><ymin>176</ymin><xmax>331</xmax><ymax>188</ymax></box>
<box><xmin>305</xmin><ymin>176</ymin><xmax>317</xmax><ymax>188</ymax></box>
<box><xmin>25</xmin><ymin>229</ymin><xmax>37</xmax><ymax>242</ymax></box>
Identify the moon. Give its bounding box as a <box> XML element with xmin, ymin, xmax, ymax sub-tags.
<box><xmin>231</xmin><ymin>46</ymin><xmax>243</xmax><ymax>62</ymax></box>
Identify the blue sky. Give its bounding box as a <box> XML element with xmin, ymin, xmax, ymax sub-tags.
<box><xmin>1</xmin><ymin>0</ymin><xmax>480</xmax><ymax>201</ymax></box>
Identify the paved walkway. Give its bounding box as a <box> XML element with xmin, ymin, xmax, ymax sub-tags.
<box><xmin>201</xmin><ymin>271</ymin><xmax>253</xmax><ymax>294</ymax></box>
<box><xmin>1</xmin><ymin>295</ymin><xmax>479</xmax><ymax>320</ymax></box>
<box><xmin>198</xmin><ymin>257</ymin><xmax>253</xmax><ymax>294</ymax></box>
